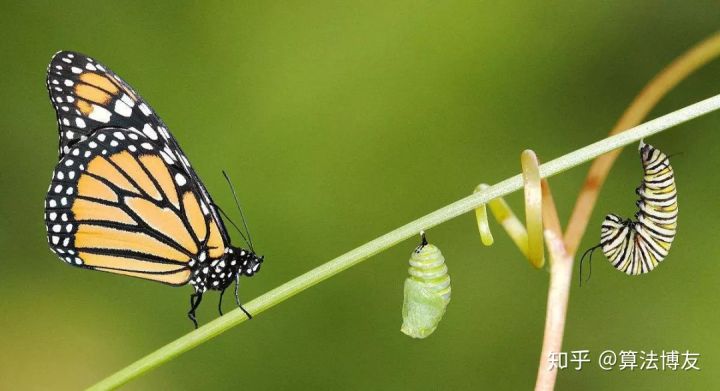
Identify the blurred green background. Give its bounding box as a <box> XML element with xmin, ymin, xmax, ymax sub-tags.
<box><xmin>1</xmin><ymin>1</ymin><xmax>720</xmax><ymax>390</ymax></box>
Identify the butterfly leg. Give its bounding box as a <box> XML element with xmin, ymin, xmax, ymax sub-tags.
<box><xmin>187</xmin><ymin>292</ymin><xmax>204</xmax><ymax>329</ymax></box>
<box><xmin>218</xmin><ymin>288</ymin><xmax>226</xmax><ymax>316</ymax></box>
<box><xmin>234</xmin><ymin>275</ymin><xmax>253</xmax><ymax>319</ymax></box>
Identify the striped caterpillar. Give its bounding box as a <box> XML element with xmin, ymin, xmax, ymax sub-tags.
<box><xmin>581</xmin><ymin>141</ymin><xmax>678</xmax><ymax>279</ymax></box>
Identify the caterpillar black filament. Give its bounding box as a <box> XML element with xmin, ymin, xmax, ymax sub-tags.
<box><xmin>581</xmin><ymin>141</ymin><xmax>678</xmax><ymax>279</ymax></box>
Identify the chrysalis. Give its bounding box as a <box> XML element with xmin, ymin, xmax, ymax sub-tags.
<box><xmin>401</xmin><ymin>232</ymin><xmax>451</xmax><ymax>339</ymax></box>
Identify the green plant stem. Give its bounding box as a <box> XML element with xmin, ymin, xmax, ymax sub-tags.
<box><xmin>87</xmin><ymin>93</ymin><xmax>720</xmax><ymax>391</ymax></box>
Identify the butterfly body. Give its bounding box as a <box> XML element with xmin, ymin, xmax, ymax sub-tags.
<box><xmin>189</xmin><ymin>246</ymin><xmax>262</xmax><ymax>293</ymax></box>
<box><xmin>45</xmin><ymin>51</ymin><xmax>262</xmax><ymax>326</ymax></box>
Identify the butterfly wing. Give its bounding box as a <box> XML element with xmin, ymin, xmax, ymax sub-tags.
<box><xmin>44</xmin><ymin>127</ymin><xmax>227</xmax><ymax>285</ymax></box>
<box><xmin>46</xmin><ymin>51</ymin><xmax>232</xmax><ymax>245</ymax></box>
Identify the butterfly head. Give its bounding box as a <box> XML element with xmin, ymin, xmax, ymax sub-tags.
<box><xmin>228</xmin><ymin>247</ymin><xmax>264</xmax><ymax>277</ymax></box>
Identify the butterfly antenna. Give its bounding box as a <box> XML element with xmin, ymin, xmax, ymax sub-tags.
<box><xmin>215</xmin><ymin>205</ymin><xmax>252</xmax><ymax>250</ymax></box>
<box><xmin>222</xmin><ymin>170</ymin><xmax>254</xmax><ymax>252</ymax></box>
<box><xmin>579</xmin><ymin>244</ymin><xmax>601</xmax><ymax>287</ymax></box>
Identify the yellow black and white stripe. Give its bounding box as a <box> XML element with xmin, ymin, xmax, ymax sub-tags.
<box><xmin>596</xmin><ymin>141</ymin><xmax>678</xmax><ymax>275</ymax></box>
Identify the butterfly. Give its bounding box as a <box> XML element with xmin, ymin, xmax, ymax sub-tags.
<box><xmin>44</xmin><ymin>51</ymin><xmax>263</xmax><ymax>328</ymax></box>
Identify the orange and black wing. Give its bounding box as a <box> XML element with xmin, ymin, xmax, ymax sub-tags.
<box><xmin>46</xmin><ymin>51</ymin><xmax>231</xmax><ymax>246</ymax></box>
<box><xmin>44</xmin><ymin>128</ymin><xmax>227</xmax><ymax>285</ymax></box>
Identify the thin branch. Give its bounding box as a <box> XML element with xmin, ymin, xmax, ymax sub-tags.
<box><xmin>535</xmin><ymin>229</ymin><xmax>573</xmax><ymax>391</ymax></box>
<box><xmin>540</xmin><ymin>179</ymin><xmax>563</xmax><ymax>236</ymax></box>
<box><xmin>535</xmin><ymin>180</ymin><xmax>571</xmax><ymax>390</ymax></box>
<box><xmin>87</xmin><ymin>93</ymin><xmax>720</xmax><ymax>390</ymax></box>
<box><xmin>564</xmin><ymin>31</ymin><xmax>720</xmax><ymax>255</ymax></box>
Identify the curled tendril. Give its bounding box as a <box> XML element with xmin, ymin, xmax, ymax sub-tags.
<box><xmin>521</xmin><ymin>150</ymin><xmax>544</xmax><ymax>268</ymax></box>
<box><xmin>473</xmin><ymin>150</ymin><xmax>545</xmax><ymax>268</ymax></box>
<box><xmin>473</xmin><ymin>184</ymin><xmax>494</xmax><ymax>246</ymax></box>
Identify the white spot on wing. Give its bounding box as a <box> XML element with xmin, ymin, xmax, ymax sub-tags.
<box><xmin>181</xmin><ymin>155</ymin><xmax>191</xmax><ymax>167</ymax></box>
<box><xmin>121</xmin><ymin>94</ymin><xmax>134</xmax><ymax>107</ymax></box>
<box><xmin>138</xmin><ymin>103</ymin><xmax>152</xmax><ymax>116</ymax></box>
<box><xmin>158</xmin><ymin>126</ymin><xmax>170</xmax><ymax>139</ymax></box>
<box><xmin>114</xmin><ymin>100</ymin><xmax>132</xmax><ymax>117</ymax></box>
<box><xmin>160</xmin><ymin>151</ymin><xmax>174</xmax><ymax>164</ymax></box>
<box><xmin>163</xmin><ymin>146</ymin><xmax>177</xmax><ymax>161</ymax></box>
<box><xmin>174</xmin><ymin>173</ymin><xmax>187</xmax><ymax>186</ymax></box>
<box><xmin>88</xmin><ymin>105</ymin><xmax>112</xmax><ymax>123</ymax></box>
<box><xmin>142</xmin><ymin>124</ymin><xmax>158</xmax><ymax>140</ymax></box>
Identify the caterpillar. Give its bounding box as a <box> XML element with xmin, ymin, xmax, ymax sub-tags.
<box><xmin>581</xmin><ymin>141</ymin><xmax>678</xmax><ymax>279</ymax></box>
<box><xmin>401</xmin><ymin>232</ymin><xmax>451</xmax><ymax>339</ymax></box>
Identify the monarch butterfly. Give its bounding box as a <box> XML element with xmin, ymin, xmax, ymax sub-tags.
<box><xmin>580</xmin><ymin>141</ymin><xmax>677</xmax><ymax>280</ymax></box>
<box><xmin>401</xmin><ymin>232</ymin><xmax>451</xmax><ymax>339</ymax></box>
<box><xmin>44</xmin><ymin>51</ymin><xmax>263</xmax><ymax>327</ymax></box>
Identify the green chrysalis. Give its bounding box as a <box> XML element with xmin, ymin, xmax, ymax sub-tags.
<box><xmin>401</xmin><ymin>232</ymin><xmax>451</xmax><ymax>339</ymax></box>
